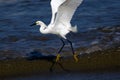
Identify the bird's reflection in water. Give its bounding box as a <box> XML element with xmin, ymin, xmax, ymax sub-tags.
<box><xmin>26</xmin><ymin>51</ymin><xmax>69</xmax><ymax>72</ymax></box>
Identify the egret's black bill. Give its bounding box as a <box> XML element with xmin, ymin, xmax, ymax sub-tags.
<box><xmin>30</xmin><ymin>23</ymin><xmax>36</xmax><ymax>26</ymax></box>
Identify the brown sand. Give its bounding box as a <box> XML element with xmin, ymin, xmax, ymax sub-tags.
<box><xmin>0</xmin><ymin>47</ymin><xmax>120</xmax><ymax>77</ymax></box>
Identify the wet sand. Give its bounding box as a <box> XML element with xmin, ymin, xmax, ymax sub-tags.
<box><xmin>0</xmin><ymin>47</ymin><xmax>120</xmax><ymax>78</ymax></box>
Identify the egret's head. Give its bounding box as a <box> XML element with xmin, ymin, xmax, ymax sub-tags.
<box><xmin>36</xmin><ymin>21</ymin><xmax>42</xmax><ymax>25</ymax></box>
<box><xmin>30</xmin><ymin>21</ymin><xmax>42</xmax><ymax>26</ymax></box>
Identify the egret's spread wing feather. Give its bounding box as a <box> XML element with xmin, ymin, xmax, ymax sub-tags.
<box><xmin>54</xmin><ymin>0</ymin><xmax>83</xmax><ymax>26</ymax></box>
<box><xmin>50</xmin><ymin>0</ymin><xmax>66</xmax><ymax>24</ymax></box>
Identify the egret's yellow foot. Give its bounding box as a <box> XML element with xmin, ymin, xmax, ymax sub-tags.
<box><xmin>73</xmin><ymin>54</ymin><xmax>79</xmax><ymax>62</ymax></box>
<box><xmin>56</xmin><ymin>54</ymin><xmax>61</xmax><ymax>62</ymax></box>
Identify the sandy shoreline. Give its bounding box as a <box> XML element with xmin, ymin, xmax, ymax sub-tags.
<box><xmin>0</xmin><ymin>47</ymin><xmax>120</xmax><ymax>78</ymax></box>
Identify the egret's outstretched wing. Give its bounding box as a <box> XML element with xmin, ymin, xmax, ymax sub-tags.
<box><xmin>50</xmin><ymin>0</ymin><xmax>66</xmax><ymax>24</ymax></box>
<box><xmin>54</xmin><ymin>0</ymin><xmax>83</xmax><ymax>26</ymax></box>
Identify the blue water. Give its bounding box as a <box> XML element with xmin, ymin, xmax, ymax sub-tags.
<box><xmin>0</xmin><ymin>0</ymin><xmax>120</xmax><ymax>58</ymax></box>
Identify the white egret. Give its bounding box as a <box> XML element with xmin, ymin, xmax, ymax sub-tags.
<box><xmin>31</xmin><ymin>0</ymin><xmax>83</xmax><ymax>62</ymax></box>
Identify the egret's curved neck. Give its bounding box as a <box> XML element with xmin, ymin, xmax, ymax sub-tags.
<box><xmin>39</xmin><ymin>21</ymin><xmax>49</xmax><ymax>34</ymax></box>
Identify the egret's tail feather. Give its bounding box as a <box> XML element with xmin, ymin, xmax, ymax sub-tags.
<box><xmin>71</xmin><ymin>25</ymin><xmax>77</xmax><ymax>33</ymax></box>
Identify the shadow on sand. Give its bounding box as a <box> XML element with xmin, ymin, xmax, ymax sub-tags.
<box><xmin>26</xmin><ymin>51</ymin><xmax>70</xmax><ymax>72</ymax></box>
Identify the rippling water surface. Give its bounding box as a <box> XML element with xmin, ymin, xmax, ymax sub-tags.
<box><xmin>0</xmin><ymin>0</ymin><xmax>120</xmax><ymax>58</ymax></box>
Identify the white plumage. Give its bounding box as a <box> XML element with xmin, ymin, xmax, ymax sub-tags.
<box><xmin>31</xmin><ymin>0</ymin><xmax>83</xmax><ymax>62</ymax></box>
<box><xmin>50</xmin><ymin>0</ymin><xmax>66</xmax><ymax>24</ymax></box>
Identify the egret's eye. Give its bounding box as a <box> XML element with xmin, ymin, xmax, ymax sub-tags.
<box><xmin>36</xmin><ymin>21</ymin><xmax>40</xmax><ymax>24</ymax></box>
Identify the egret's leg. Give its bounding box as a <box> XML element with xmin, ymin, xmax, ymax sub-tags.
<box><xmin>56</xmin><ymin>39</ymin><xmax>65</xmax><ymax>62</ymax></box>
<box><xmin>67</xmin><ymin>39</ymin><xmax>78</xmax><ymax>62</ymax></box>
